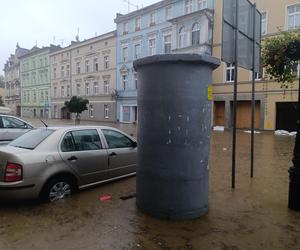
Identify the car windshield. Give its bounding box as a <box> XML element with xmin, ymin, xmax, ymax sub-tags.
<box><xmin>10</xmin><ymin>129</ymin><xmax>55</xmax><ymax>150</ymax></box>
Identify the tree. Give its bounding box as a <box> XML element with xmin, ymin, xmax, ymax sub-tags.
<box><xmin>0</xmin><ymin>96</ymin><xmax>4</xmax><ymax>106</ymax></box>
<box><xmin>64</xmin><ymin>96</ymin><xmax>89</xmax><ymax>124</ymax></box>
<box><xmin>0</xmin><ymin>75</ymin><xmax>4</xmax><ymax>88</ymax></box>
<box><xmin>262</xmin><ymin>29</ymin><xmax>300</xmax><ymax>211</ymax></box>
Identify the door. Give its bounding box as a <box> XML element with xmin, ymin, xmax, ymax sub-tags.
<box><xmin>214</xmin><ymin>101</ymin><xmax>225</xmax><ymax>126</ymax></box>
<box><xmin>59</xmin><ymin>129</ymin><xmax>109</xmax><ymax>185</ymax></box>
<box><xmin>235</xmin><ymin>101</ymin><xmax>260</xmax><ymax>129</ymax></box>
<box><xmin>101</xmin><ymin>129</ymin><xmax>137</xmax><ymax>178</ymax></box>
<box><xmin>276</xmin><ymin>102</ymin><xmax>297</xmax><ymax>132</ymax></box>
<box><xmin>0</xmin><ymin>116</ymin><xmax>32</xmax><ymax>142</ymax></box>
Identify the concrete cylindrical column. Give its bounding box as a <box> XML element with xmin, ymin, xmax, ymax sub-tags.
<box><xmin>133</xmin><ymin>54</ymin><xmax>220</xmax><ymax>220</ymax></box>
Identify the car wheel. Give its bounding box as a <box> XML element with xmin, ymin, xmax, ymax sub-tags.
<box><xmin>40</xmin><ymin>177</ymin><xmax>76</xmax><ymax>202</ymax></box>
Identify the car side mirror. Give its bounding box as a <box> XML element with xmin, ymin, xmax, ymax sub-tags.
<box><xmin>132</xmin><ymin>141</ymin><xmax>137</xmax><ymax>148</ymax></box>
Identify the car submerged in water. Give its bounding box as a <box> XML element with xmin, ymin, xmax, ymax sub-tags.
<box><xmin>0</xmin><ymin>126</ymin><xmax>137</xmax><ymax>202</ymax></box>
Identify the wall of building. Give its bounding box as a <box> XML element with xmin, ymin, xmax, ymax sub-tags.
<box><xmin>212</xmin><ymin>0</ymin><xmax>300</xmax><ymax>131</ymax></box>
<box><xmin>20</xmin><ymin>49</ymin><xmax>51</xmax><ymax>118</ymax></box>
<box><xmin>115</xmin><ymin>0</ymin><xmax>214</xmax><ymax>123</ymax></box>
<box><xmin>50</xmin><ymin>32</ymin><xmax>117</xmax><ymax>122</ymax></box>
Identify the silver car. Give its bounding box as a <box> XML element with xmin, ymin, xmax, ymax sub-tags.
<box><xmin>0</xmin><ymin>114</ymin><xmax>34</xmax><ymax>145</ymax></box>
<box><xmin>0</xmin><ymin>126</ymin><xmax>137</xmax><ymax>202</ymax></box>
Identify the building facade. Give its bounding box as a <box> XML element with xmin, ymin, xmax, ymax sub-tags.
<box><xmin>115</xmin><ymin>0</ymin><xmax>214</xmax><ymax>123</ymax></box>
<box><xmin>212</xmin><ymin>0</ymin><xmax>300</xmax><ymax>131</ymax></box>
<box><xmin>3</xmin><ymin>44</ymin><xmax>29</xmax><ymax>116</ymax></box>
<box><xmin>20</xmin><ymin>45</ymin><xmax>60</xmax><ymax>118</ymax></box>
<box><xmin>50</xmin><ymin>31</ymin><xmax>116</xmax><ymax>122</ymax></box>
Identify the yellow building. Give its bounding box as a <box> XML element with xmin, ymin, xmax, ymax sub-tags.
<box><xmin>212</xmin><ymin>0</ymin><xmax>300</xmax><ymax>131</ymax></box>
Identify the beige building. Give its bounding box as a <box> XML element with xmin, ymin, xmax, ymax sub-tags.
<box><xmin>212</xmin><ymin>0</ymin><xmax>300</xmax><ymax>131</ymax></box>
<box><xmin>50</xmin><ymin>31</ymin><xmax>116</xmax><ymax>122</ymax></box>
<box><xmin>3</xmin><ymin>45</ymin><xmax>29</xmax><ymax>115</ymax></box>
<box><xmin>0</xmin><ymin>87</ymin><xmax>4</xmax><ymax>100</ymax></box>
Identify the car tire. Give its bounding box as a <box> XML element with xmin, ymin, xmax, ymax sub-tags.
<box><xmin>39</xmin><ymin>176</ymin><xmax>77</xmax><ymax>202</ymax></box>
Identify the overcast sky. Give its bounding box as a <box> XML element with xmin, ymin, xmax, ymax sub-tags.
<box><xmin>0</xmin><ymin>0</ymin><xmax>158</xmax><ymax>75</ymax></box>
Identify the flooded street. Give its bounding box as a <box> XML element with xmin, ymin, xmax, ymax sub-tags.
<box><xmin>1</xmin><ymin>126</ymin><xmax>300</xmax><ymax>250</ymax></box>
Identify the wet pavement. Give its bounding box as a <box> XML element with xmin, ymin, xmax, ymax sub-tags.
<box><xmin>1</xmin><ymin>122</ymin><xmax>300</xmax><ymax>250</ymax></box>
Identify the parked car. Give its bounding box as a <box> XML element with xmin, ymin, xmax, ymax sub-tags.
<box><xmin>0</xmin><ymin>114</ymin><xmax>34</xmax><ymax>145</ymax></box>
<box><xmin>0</xmin><ymin>126</ymin><xmax>137</xmax><ymax>202</ymax></box>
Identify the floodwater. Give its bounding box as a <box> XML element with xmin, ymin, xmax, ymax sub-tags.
<box><xmin>1</xmin><ymin>128</ymin><xmax>300</xmax><ymax>250</ymax></box>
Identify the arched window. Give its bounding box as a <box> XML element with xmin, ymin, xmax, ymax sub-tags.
<box><xmin>192</xmin><ymin>23</ymin><xmax>200</xmax><ymax>45</ymax></box>
<box><xmin>179</xmin><ymin>26</ymin><xmax>187</xmax><ymax>48</ymax></box>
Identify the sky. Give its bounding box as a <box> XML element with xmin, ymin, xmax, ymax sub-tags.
<box><xmin>0</xmin><ymin>0</ymin><xmax>158</xmax><ymax>75</ymax></box>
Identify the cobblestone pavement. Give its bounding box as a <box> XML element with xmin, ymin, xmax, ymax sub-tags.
<box><xmin>0</xmin><ymin>124</ymin><xmax>300</xmax><ymax>250</ymax></box>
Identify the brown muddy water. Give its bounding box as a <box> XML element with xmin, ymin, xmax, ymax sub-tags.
<box><xmin>1</xmin><ymin>130</ymin><xmax>300</xmax><ymax>250</ymax></box>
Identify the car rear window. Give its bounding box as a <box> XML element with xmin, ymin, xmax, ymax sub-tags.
<box><xmin>10</xmin><ymin>128</ymin><xmax>54</xmax><ymax>150</ymax></box>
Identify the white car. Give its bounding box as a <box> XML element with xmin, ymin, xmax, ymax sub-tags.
<box><xmin>0</xmin><ymin>114</ymin><xmax>34</xmax><ymax>145</ymax></box>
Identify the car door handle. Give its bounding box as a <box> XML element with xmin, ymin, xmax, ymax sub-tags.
<box><xmin>68</xmin><ymin>156</ymin><xmax>78</xmax><ymax>161</ymax></box>
<box><xmin>109</xmin><ymin>152</ymin><xmax>117</xmax><ymax>157</ymax></box>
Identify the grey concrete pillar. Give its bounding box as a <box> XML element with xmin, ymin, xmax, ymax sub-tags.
<box><xmin>133</xmin><ymin>54</ymin><xmax>220</xmax><ymax>220</ymax></box>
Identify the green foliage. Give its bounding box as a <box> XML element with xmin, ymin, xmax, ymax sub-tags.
<box><xmin>0</xmin><ymin>75</ymin><xmax>4</xmax><ymax>88</ymax></box>
<box><xmin>0</xmin><ymin>96</ymin><xmax>4</xmax><ymax>106</ymax></box>
<box><xmin>262</xmin><ymin>29</ymin><xmax>300</xmax><ymax>88</ymax></box>
<box><xmin>64</xmin><ymin>96</ymin><xmax>89</xmax><ymax>117</ymax></box>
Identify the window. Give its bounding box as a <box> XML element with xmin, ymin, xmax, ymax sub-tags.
<box><xmin>67</xmin><ymin>85</ymin><xmax>71</xmax><ymax>97</ymax></box>
<box><xmin>104</xmin><ymin>80</ymin><xmax>110</xmax><ymax>94</ymax></box>
<box><xmin>291</xmin><ymin>61</ymin><xmax>300</xmax><ymax>78</ymax></box>
<box><xmin>150</xmin><ymin>12</ymin><xmax>156</xmax><ymax>26</ymax></box>
<box><xmin>192</xmin><ymin>23</ymin><xmax>200</xmax><ymax>45</ymax></box>
<box><xmin>134</xmin><ymin>71</ymin><xmax>138</xmax><ymax>89</ymax></box>
<box><xmin>89</xmin><ymin>105</ymin><xmax>94</xmax><ymax>118</ymax></box>
<box><xmin>185</xmin><ymin>0</ymin><xmax>193</xmax><ymax>14</ymax></box>
<box><xmin>53</xmin><ymin>68</ymin><xmax>57</xmax><ymax>78</ymax></box>
<box><xmin>123</xmin><ymin>22</ymin><xmax>128</xmax><ymax>35</ymax></box>
<box><xmin>122</xmin><ymin>74</ymin><xmax>128</xmax><ymax>90</ymax></box>
<box><xmin>102</xmin><ymin>129</ymin><xmax>135</xmax><ymax>149</ymax></box>
<box><xmin>104</xmin><ymin>56</ymin><xmax>109</xmax><ymax>69</ymax></box>
<box><xmin>61</xmin><ymin>130</ymin><xmax>102</xmax><ymax>152</ymax></box>
<box><xmin>54</xmin><ymin>105</ymin><xmax>58</xmax><ymax>119</ymax></box>
<box><xmin>198</xmin><ymin>0</ymin><xmax>207</xmax><ymax>10</ymax></box>
<box><xmin>77</xmin><ymin>84</ymin><xmax>81</xmax><ymax>96</ymax></box>
<box><xmin>135</xmin><ymin>17</ymin><xmax>141</xmax><ymax>31</ymax></box>
<box><xmin>164</xmin><ymin>35</ymin><xmax>172</xmax><ymax>53</ymax></box>
<box><xmin>40</xmin><ymin>92</ymin><xmax>44</xmax><ymax>102</ymax></box>
<box><xmin>94</xmin><ymin>58</ymin><xmax>99</xmax><ymax>72</ymax></box>
<box><xmin>122</xmin><ymin>47</ymin><xmax>128</xmax><ymax>62</ymax></box>
<box><xmin>76</xmin><ymin>62</ymin><xmax>81</xmax><ymax>74</ymax></box>
<box><xmin>11</xmin><ymin>129</ymin><xmax>54</xmax><ymax>150</ymax></box>
<box><xmin>45</xmin><ymin>91</ymin><xmax>49</xmax><ymax>101</ymax></box>
<box><xmin>166</xmin><ymin>6</ymin><xmax>172</xmax><ymax>20</ymax></box>
<box><xmin>226</xmin><ymin>63</ymin><xmax>235</xmax><ymax>82</ymax></box>
<box><xmin>93</xmin><ymin>82</ymin><xmax>99</xmax><ymax>95</ymax></box>
<box><xmin>254</xmin><ymin>71</ymin><xmax>262</xmax><ymax>80</ymax></box>
<box><xmin>85</xmin><ymin>83</ymin><xmax>90</xmax><ymax>95</ymax></box>
<box><xmin>179</xmin><ymin>26</ymin><xmax>187</xmax><ymax>48</ymax></box>
<box><xmin>54</xmin><ymin>86</ymin><xmax>57</xmax><ymax>97</ymax></box>
<box><xmin>61</xmin><ymin>66</ymin><xmax>64</xmax><ymax>78</ymax></box>
<box><xmin>66</xmin><ymin>65</ymin><xmax>70</xmax><ymax>77</ymax></box>
<box><xmin>288</xmin><ymin>4</ymin><xmax>300</xmax><ymax>30</ymax></box>
<box><xmin>85</xmin><ymin>60</ymin><xmax>90</xmax><ymax>73</ymax></box>
<box><xmin>33</xmin><ymin>91</ymin><xmax>37</xmax><ymax>102</ymax></box>
<box><xmin>134</xmin><ymin>43</ymin><xmax>141</xmax><ymax>59</ymax></box>
<box><xmin>61</xmin><ymin>86</ymin><xmax>65</xmax><ymax>97</ymax></box>
<box><xmin>2</xmin><ymin>116</ymin><xmax>31</xmax><ymax>129</ymax></box>
<box><xmin>149</xmin><ymin>38</ymin><xmax>156</xmax><ymax>56</ymax></box>
<box><xmin>104</xmin><ymin>105</ymin><xmax>109</xmax><ymax>119</ymax></box>
<box><xmin>261</xmin><ymin>12</ymin><xmax>267</xmax><ymax>35</ymax></box>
